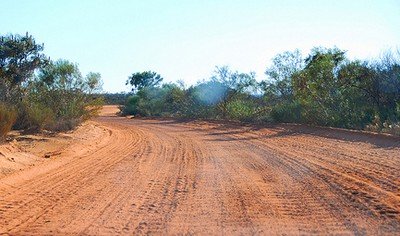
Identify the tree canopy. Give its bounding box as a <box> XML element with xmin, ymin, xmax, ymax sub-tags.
<box><xmin>126</xmin><ymin>71</ymin><xmax>163</xmax><ymax>92</ymax></box>
<box><xmin>0</xmin><ymin>33</ymin><xmax>48</xmax><ymax>102</ymax></box>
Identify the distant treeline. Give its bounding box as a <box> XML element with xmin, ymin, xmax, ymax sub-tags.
<box><xmin>101</xmin><ymin>93</ymin><xmax>129</xmax><ymax>105</ymax></box>
<box><xmin>121</xmin><ymin>48</ymin><xmax>400</xmax><ymax>135</ymax></box>
<box><xmin>0</xmin><ymin>33</ymin><xmax>103</xmax><ymax>141</ymax></box>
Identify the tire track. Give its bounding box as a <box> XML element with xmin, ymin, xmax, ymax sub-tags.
<box><xmin>0</xmin><ymin>113</ymin><xmax>399</xmax><ymax>235</ymax></box>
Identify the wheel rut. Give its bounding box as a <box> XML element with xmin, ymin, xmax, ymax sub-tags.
<box><xmin>0</xmin><ymin>112</ymin><xmax>399</xmax><ymax>235</ymax></box>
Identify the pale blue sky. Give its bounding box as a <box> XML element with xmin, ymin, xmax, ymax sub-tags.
<box><xmin>1</xmin><ymin>0</ymin><xmax>399</xmax><ymax>92</ymax></box>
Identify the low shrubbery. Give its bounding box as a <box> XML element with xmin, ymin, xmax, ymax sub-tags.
<box><xmin>21</xmin><ymin>60</ymin><xmax>104</xmax><ymax>132</ymax></box>
<box><xmin>0</xmin><ymin>103</ymin><xmax>17</xmax><ymax>141</ymax></box>
<box><xmin>270</xmin><ymin>101</ymin><xmax>302</xmax><ymax>123</ymax></box>
<box><xmin>225</xmin><ymin>99</ymin><xmax>258</xmax><ymax>122</ymax></box>
<box><xmin>19</xmin><ymin>101</ymin><xmax>55</xmax><ymax>132</ymax></box>
<box><xmin>0</xmin><ymin>33</ymin><xmax>103</xmax><ymax>140</ymax></box>
<box><xmin>120</xmin><ymin>48</ymin><xmax>400</xmax><ymax>135</ymax></box>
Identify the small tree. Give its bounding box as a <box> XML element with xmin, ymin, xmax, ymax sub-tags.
<box><xmin>210</xmin><ymin>66</ymin><xmax>257</xmax><ymax>118</ymax></box>
<box><xmin>0</xmin><ymin>33</ymin><xmax>48</xmax><ymax>102</ymax></box>
<box><xmin>292</xmin><ymin>47</ymin><xmax>347</xmax><ymax>125</ymax></box>
<box><xmin>27</xmin><ymin>59</ymin><xmax>103</xmax><ymax>131</ymax></box>
<box><xmin>126</xmin><ymin>71</ymin><xmax>163</xmax><ymax>92</ymax></box>
<box><xmin>85</xmin><ymin>72</ymin><xmax>103</xmax><ymax>94</ymax></box>
<box><xmin>262</xmin><ymin>49</ymin><xmax>304</xmax><ymax>101</ymax></box>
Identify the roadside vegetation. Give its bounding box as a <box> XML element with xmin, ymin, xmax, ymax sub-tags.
<box><xmin>121</xmin><ymin>48</ymin><xmax>400</xmax><ymax>135</ymax></box>
<box><xmin>2</xmin><ymin>33</ymin><xmax>398</xmax><ymax>139</ymax></box>
<box><xmin>0</xmin><ymin>33</ymin><xmax>103</xmax><ymax>141</ymax></box>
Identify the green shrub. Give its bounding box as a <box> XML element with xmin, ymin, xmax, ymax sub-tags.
<box><xmin>226</xmin><ymin>99</ymin><xmax>257</xmax><ymax>122</ymax></box>
<box><xmin>121</xmin><ymin>95</ymin><xmax>140</xmax><ymax>115</ymax></box>
<box><xmin>0</xmin><ymin>103</ymin><xmax>17</xmax><ymax>141</ymax></box>
<box><xmin>270</xmin><ymin>101</ymin><xmax>302</xmax><ymax>123</ymax></box>
<box><xmin>24</xmin><ymin>102</ymin><xmax>55</xmax><ymax>132</ymax></box>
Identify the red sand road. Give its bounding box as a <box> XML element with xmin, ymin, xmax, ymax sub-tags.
<box><xmin>0</xmin><ymin>106</ymin><xmax>399</xmax><ymax>235</ymax></box>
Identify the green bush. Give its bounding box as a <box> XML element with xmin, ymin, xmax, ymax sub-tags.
<box><xmin>270</xmin><ymin>101</ymin><xmax>302</xmax><ymax>123</ymax></box>
<box><xmin>121</xmin><ymin>95</ymin><xmax>139</xmax><ymax>115</ymax></box>
<box><xmin>21</xmin><ymin>59</ymin><xmax>104</xmax><ymax>132</ymax></box>
<box><xmin>0</xmin><ymin>103</ymin><xmax>17</xmax><ymax>141</ymax></box>
<box><xmin>24</xmin><ymin>102</ymin><xmax>55</xmax><ymax>132</ymax></box>
<box><xmin>225</xmin><ymin>99</ymin><xmax>257</xmax><ymax>122</ymax></box>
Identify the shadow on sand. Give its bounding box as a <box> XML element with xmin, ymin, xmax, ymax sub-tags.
<box><xmin>129</xmin><ymin>117</ymin><xmax>400</xmax><ymax>150</ymax></box>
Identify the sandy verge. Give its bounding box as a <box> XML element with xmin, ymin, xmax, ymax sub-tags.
<box><xmin>0</xmin><ymin>122</ymin><xmax>111</xmax><ymax>182</ymax></box>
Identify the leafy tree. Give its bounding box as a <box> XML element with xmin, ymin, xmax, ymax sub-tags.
<box><xmin>0</xmin><ymin>33</ymin><xmax>104</xmax><ymax>135</ymax></box>
<box><xmin>338</xmin><ymin>51</ymin><xmax>400</xmax><ymax>126</ymax></box>
<box><xmin>25</xmin><ymin>59</ymin><xmax>104</xmax><ymax>131</ymax></box>
<box><xmin>210</xmin><ymin>66</ymin><xmax>257</xmax><ymax>118</ymax></box>
<box><xmin>292</xmin><ymin>47</ymin><xmax>347</xmax><ymax>125</ymax></box>
<box><xmin>38</xmin><ymin>59</ymin><xmax>83</xmax><ymax>90</ymax></box>
<box><xmin>371</xmin><ymin>51</ymin><xmax>400</xmax><ymax>122</ymax></box>
<box><xmin>337</xmin><ymin>60</ymin><xmax>377</xmax><ymax>127</ymax></box>
<box><xmin>260</xmin><ymin>50</ymin><xmax>305</xmax><ymax>123</ymax></box>
<box><xmin>211</xmin><ymin>66</ymin><xmax>257</xmax><ymax>93</ymax></box>
<box><xmin>164</xmin><ymin>83</ymin><xmax>187</xmax><ymax>115</ymax></box>
<box><xmin>262</xmin><ymin>49</ymin><xmax>304</xmax><ymax>101</ymax></box>
<box><xmin>126</xmin><ymin>71</ymin><xmax>163</xmax><ymax>92</ymax></box>
<box><xmin>85</xmin><ymin>72</ymin><xmax>103</xmax><ymax>94</ymax></box>
<box><xmin>0</xmin><ymin>33</ymin><xmax>48</xmax><ymax>102</ymax></box>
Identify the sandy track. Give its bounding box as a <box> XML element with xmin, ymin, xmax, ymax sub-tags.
<box><xmin>0</xmin><ymin>108</ymin><xmax>399</xmax><ymax>235</ymax></box>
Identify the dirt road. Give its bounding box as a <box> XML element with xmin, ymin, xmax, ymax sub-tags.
<box><xmin>1</xmin><ymin>106</ymin><xmax>399</xmax><ymax>235</ymax></box>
